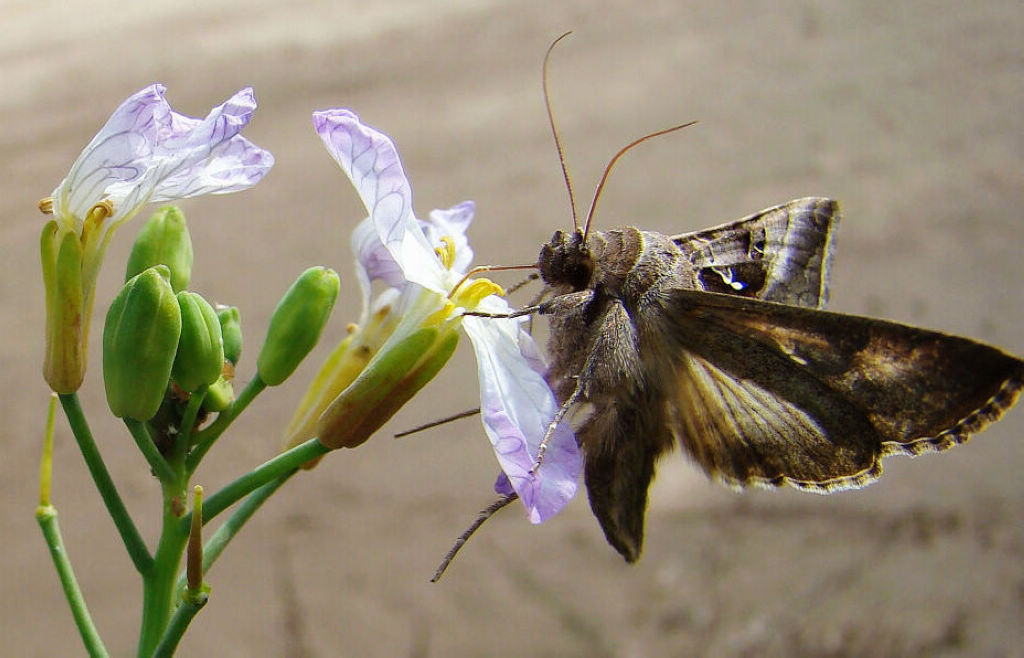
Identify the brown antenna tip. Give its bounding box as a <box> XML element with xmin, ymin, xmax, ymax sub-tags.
<box><xmin>582</xmin><ymin>120</ymin><xmax>698</xmax><ymax>240</ymax></box>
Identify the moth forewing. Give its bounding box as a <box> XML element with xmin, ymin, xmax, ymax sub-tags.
<box><xmin>672</xmin><ymin>196</ymin><xmax>838</xmax><ymax>308</ymax></box>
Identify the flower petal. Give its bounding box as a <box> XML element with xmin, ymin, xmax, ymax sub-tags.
<box><xmin>424</xmin><ymin>201</ymin><xmax>475</xmax><ymax>273</ymax></box>
<box><xmin>52</xmin><ymin>85</ymin><xmax>273</xmax><ymax>226</ymax></box>
<box><xmin>139</xmin><ymin>87</ymin><xmax>274</xmax><ymax>202</ymax></box>
<box><xmin>312</xmin><ymin>109</ymin><xmax>444</xmax><ymax>292</ymax></box>
<box><xmin>463</xmin><ymin>312</ymin><xmax>580</xmax><ymax>523</ymax></box>
<box><xmin>54</xmin><ymin>84</ymin><xmax>173</xmax><ymax>223</ymax></box>
<box><xmin>350</xmin><ymin>215</ymin><xmax>405</xmax><ymax>317</ymax></box>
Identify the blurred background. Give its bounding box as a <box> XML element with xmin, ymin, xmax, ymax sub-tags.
<box><xmin>2</xmin><ymin>1</ymin><xmax>1021</xmax><ymax>655</ymax></box>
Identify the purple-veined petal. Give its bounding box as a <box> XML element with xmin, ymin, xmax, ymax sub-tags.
<box><xmin>54</xmin><ymin>84</ymin><xmax>173</xmax><ymax>222</ymax></box>
<box><xmin>463</xmin><ymin>312</ymin><xmax>580</xmax><ymax>523</ymax></box>
<box><xmin>52</xmin><ymin>85</ymin><xmax>272</xmax><ymax>225</ymax></box>
<box><xmin>150</xmin><ymin>133</ymin><xmax>274</xmax><ymax>201</ymax></box>
<box><xmin>312</xmin><ymin>109</ymin><xmax>444</xmax><ymax>292</ymax></box>
<box><xmin>143</xmin><ymin>87</ymin><xmax>272</xmax><ymax>201</ymax></box>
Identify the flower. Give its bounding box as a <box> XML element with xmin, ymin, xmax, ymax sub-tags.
<box><xmin>294</xmin><ymin>108</ymin><xmax>580</xmax><ymax>522</ymax></box>
<box><xmin>39</xmin><ymin>84</ymin><xmax>274</xmax><ymax>392</ymax></box>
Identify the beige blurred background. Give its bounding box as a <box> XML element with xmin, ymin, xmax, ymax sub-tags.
<box><xmin>2</xmin><ymin>1</ymin><xmax>1022</xmax><ymax>656</ymax></box>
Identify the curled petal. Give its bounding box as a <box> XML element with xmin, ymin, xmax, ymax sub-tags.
<box><xmin>150</xmin><ymin>128</ymin><xmax>275</xmax><ymax>201</ymax></box>
<box><xmin>312</xmin><ymin>109</ymin><xmax>444</xmax><ymax>292</ymax></box>
<box><xmin>351</xmin><ymin>216</ymin><xmax>406</xmax><ymax>312</ymax></box>
<box><xmin>463</xmin><ymin>312</ymin><xmax>580</xmax><ymax>523</ymax></box>
<box><xmin>53</xmin><ymin>85</ymin><xmax>272</xmax><ymax>226</ymax></box>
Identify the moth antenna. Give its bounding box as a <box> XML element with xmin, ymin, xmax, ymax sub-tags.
<box><xmin>394</xmin><ymin>408</ymin><xmax>481</xmax><ymax>438</ymax></box>
<box><xmin>544</xmin><ymin>31</ymin><xmax>580</xmax><ymax>232</ymax></box>
<box><xmin>582</xmin><ymin>120</ymin><xmax>698</xmax><ymax>241</ymax></box>
<box><xmin>431</xmin><ymin>493</ymin><xmax>519</xmax><ymax>582</ymax></box>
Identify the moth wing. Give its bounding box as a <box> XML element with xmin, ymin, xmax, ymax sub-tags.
<box><xmin>672</xmin><ymin>197</ymin><xmax>838</xmax><ymax>308</ymax></box>
<box><xmin>577</xmin><ymin>388</ymin><xmax>672</xmax><ymax>563</ymax></box>
<box><xmin>660</xmin><ymin>289</ymin><xmax>1023</xmax><ymax>490</ymax></box>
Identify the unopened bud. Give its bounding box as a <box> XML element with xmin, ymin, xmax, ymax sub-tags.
<box><xmin>217</xmin><ymin>306</ymin><xmax>242</xmax><ymax>365</ymax></box>
<box><xmin>201</xmin><ymin>374</ymin><xmax>235</xmax><ymax>412</ymax></box>
<box><xmin>172</xmin><ymin>292</ymin><xmax>224</xmax><ymax>393</ymax></box>
<box><xmin>103</xmin><ymin>266</ymin><xmax>181</xmax><ymax>420</ymax></box>
<box><xmin>257</xmin><ymin>267</ymin><xmax>340</xmax><ymax>386</ymax></box>
<box><xmin>125</xmin><ymin>206</ymin><xmax>194</xmax><ymax>292</ymax></box>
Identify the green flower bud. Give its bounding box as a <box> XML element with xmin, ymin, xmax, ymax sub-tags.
<box><xmin>217</xmin><ymin>306</ymin><xmax>242</xmax><ymax>365</ymax></box>
<box><xmin>103</xmin><ymin>266</ymin><xmax>181</xmax><ymax>421</ymax></box>
<box><xmin>316</xmin><ymin>326</ymin><xmax>459</xmax><ymax>450</ymax></box>
<box><xmin>257</xmin><ymin>267</ymin><xmax>340</xmax><ymax>386</ymax></box>
<box><xmin>172</xmin><ymin>292</ymin><xmax>225</xmax><ymax>393</ymax></box>
<box><xmin>125</xmin><ymin>206</ymin><xmax>193</xmax><ymax>292</ymax></box>
<box><xmin>202</xmin><ymin>375</ymin><xmax>235</xmax><ymax>413</ymax></box>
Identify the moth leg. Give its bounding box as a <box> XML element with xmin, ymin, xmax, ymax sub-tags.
<box><xmin>461</xmin><ymin>291</ymin><xmax>584</xmax><ymax>320</ymax></box>
<box><xmin>461</xmin><ymin>305</ymin><xmax>541</xmax><ymax>319</ymax></box>
<box><xmin>537</xmin><ymin>294</ymin><xmax>640</xmax><ymax>472</ymax></box>
<box><xmin>531</xmin><ymin>380</ymin><xmax>584</xmax><ymax>472</ymax></box>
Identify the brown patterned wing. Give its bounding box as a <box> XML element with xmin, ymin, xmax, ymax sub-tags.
<box><xmin>662</xmin><ymin>289</ymin><xmax>1023</xmax><ymax>490</ymax></box>
<box><xmin>673</xmin><ymin>197</ymin><xmax>838</xmax><ymax>308</ymax></box>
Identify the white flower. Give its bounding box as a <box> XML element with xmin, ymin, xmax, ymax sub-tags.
<box><xmin>39</xmin><ymin>84</ymin><xmax>273</xmax><ymax>392</ymax></box>
<box><xmin>312</xmin><ymin>109</ymin><xmax>580</xmax><ymax>522</ymax></box>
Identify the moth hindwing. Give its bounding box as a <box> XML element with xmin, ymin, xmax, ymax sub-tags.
<box><xmin>534</xmin><ymin>196</ymin><xmax>1023</xmax><ymax>562</ymax></box>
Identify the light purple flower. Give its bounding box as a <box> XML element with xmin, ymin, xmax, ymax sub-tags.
<box><xmin>50</xmin><ymin>84</ymin><xmax>273</xmax><ymax>233</ymax></box>
<box><xmin>40</xmin><ymin>84</ymin><xmax>273</xmax><ymax>392</ymax></box>
<box><xmin>313</xmin><ymin>108</ymin><xmax>580</xmax><ymax>522</ymax></box>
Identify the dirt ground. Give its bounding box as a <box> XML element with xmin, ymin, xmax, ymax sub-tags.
<box><xmin>2</xmin><ymin>1</ymin><xmax>1022</xmax><ymax>656</ymax></box>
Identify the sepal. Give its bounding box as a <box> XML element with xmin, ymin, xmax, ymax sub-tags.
<box><xmin>316</xmin><ymin>327</ymin><xmax>459</xmax><ymax>449</ymax></box>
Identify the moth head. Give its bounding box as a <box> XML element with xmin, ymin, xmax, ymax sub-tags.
<box><xmin>539</xmin><ymin>228</ymin><xmax>594</xmax><ymax>292</ymax></box>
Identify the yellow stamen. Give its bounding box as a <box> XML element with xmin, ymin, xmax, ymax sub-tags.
<box><xmin>425</xmin><ymin>299</ymin><xmax>456</xmax><ymax>326</ymax></box>
<box><xmin>434</xmin><ymin>236</ymin><xmax>456</xmax><ymax>270</ymax></box>
<box><xmin>453</xmin><ymin>278</ymin><xmax>504</xmax><ymax>308</ymax></box>
<box><xmin>80</xmin><ymin>200</ymin><xmax>115</xmax><ymax>245</ymax></box>
<box><xmin>38</xmin><ymin>197</ymin><xmax>54</xmax><ymax>214</ymax></box>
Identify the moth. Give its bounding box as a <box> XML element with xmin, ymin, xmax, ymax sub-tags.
<box><xmin>531</xmin><ymin>195</ymin><xmax>1022</xmax><ymax>562</ymax></box>
<box><xmin>494</xmin><ymin>34</ymin><xmax>1024</xmax><ymax>563</ymax></box>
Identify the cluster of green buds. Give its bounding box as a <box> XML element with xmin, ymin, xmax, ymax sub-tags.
<box><xmin>102</xmin><ymin>207</ymin><xmax>339</xmax><ymax>455</ymax></box>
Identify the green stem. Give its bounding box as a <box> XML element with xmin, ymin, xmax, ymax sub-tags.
<box><xmin>174</xmin><ymin>387</ymin><xmax>206</xmax><ymax>457</ymax></box>
<box><xmin>186</xmin><ymin>376</ymin><xmax>266</xmax><ymax>474</ymax></box>
<box><xmin>180</xmin><ymin>438</ymin><xmax>327</xmax><ymax>534</ymax></box>
<box><xmin>175</xmin><ymin>470</ymin><xmax>295</xmax><ymax>595</ymax></box>
<box><xmin>59</xmin><ymin>393</ymin><xmax>152</xmax><ymax>573</ymax></box>
<box><xmin>124</xmin><ymin>419</ymin><xmax>175</xmax><ymax>483</ymax></box>
<box><xmin>137</xmin><ymin>485</ymin><xmax>189</xmax><ymax>658</ymax></box>
<box><xmin>36</xmin><ymin>506</ymin><xmax>110</xmax><ymax>658</ymax></box>
<box><xmin>37</xmin><ymin>397</ymin><xmax>108</xmax><ymax>658</ymax></box>
<box><xmin>151</xmin><ymin>587</ymin><xmax>208</xmax><ymax>658</ymax></box>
